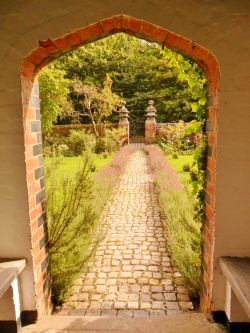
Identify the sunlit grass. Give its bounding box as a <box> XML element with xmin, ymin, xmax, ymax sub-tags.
<box><xmin>166</xmin><ymin>154</ymin><xmax>194</xmax><ymax>184</ymax></box>
<box><xmin>44</xmin><ymin>154</ymin><xmax>113</xmax><ymax>178</ymax></box>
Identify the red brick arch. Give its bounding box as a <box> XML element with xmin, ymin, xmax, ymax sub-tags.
<box><xmin>20</xmin><ymin>15</ymin><xmax>220</xmax><ymax>316</ymax></box>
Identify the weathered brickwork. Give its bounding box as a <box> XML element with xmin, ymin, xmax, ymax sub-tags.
<box><xmin>52</xmin><ymin>123</ymin><xmax>118</xmax><ymax>137</ymax></box>
<box><xmin>145</xmin><ymin>122</ymin><xmax>156</xmax><ymax>144</ymax></box>
<box><xmin>21</xmin><ymin>76</ymin><xmax>52</xmax><ymax>316</ymax></box>
<box><xmin>20</xmin><ymin>15</ymin><xmax>220</xmax><ymax>316</ymax></box>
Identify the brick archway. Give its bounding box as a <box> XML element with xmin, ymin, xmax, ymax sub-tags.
<box><xmin>20</xmin><ymin>15</ymin><xmax>220</xmax><ymax>316</ymax></box>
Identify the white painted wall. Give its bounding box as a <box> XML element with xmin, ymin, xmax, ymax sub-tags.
<box><xmin>0</xmin><ymin>0</ymin><xmax>249</xmax><ymax>312</ymax></box>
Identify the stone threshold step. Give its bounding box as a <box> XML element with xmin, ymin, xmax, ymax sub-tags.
<box><xmin>21</xmin><ymin>313</ymin><xmax>226</xmax><ymax>333</ymax></box>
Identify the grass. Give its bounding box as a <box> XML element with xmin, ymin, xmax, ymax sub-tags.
<box><xmin>166</xmin><ymin>154</ymin><xmax>194</xmax><ymax>184</ymax></box>
<box><xmin>44</xmin><ymin>154</ymin><xmax>113</xmax><ymax>178</ymax></box>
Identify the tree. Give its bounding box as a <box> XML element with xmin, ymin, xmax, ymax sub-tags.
<box><xmin>39</xmin><ymin>64</ymin><xmax>74</xmax><ymax>135</ymax></box>
<box><xmin>160</xmin><ymin>48</ymin><xmax>207</xmax><ymax>123</ymax></box>
<box><xmin>52</xmin><ymin>34</ymin><xmax>197</xmax><ymax>123</ymax></box>
<box><xmin>72</xmin><ymin>74</ymin><xmax>121</xmax><ymax>137</ymax></box>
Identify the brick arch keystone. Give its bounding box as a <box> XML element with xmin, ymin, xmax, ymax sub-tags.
<box><xmin>20</xmin><ymin>15</ymin><xmax>220</xmax><ymax>316</ymax></box>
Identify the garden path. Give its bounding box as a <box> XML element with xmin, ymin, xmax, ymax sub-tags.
<box><xmin>55</xmin><ymin>148</ymin><xmax>193</xmax><ymax>318</ymax></box>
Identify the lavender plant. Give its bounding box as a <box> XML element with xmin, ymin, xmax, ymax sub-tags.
<box><xmin>45</xmin><ymin>145</ymin><xmax>136</xmax><ymax>304</ymax></box>
<box><xmin>145</xmin><ymin>145</ymin><xmax>202</xmax><ymax>299</ymax></box>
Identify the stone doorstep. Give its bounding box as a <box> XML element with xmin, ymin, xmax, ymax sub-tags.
<box><xmin>21</xmin><ymin>313</ymin><xmax>226</xmax><ymax>333</ymax></box>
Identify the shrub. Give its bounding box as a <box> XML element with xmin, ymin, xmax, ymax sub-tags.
<box><xmin>57</xmin><ymin>144</ymin><xmax>70</xmax><ymax>156</ymax></box>
<box><xmin>102</xmin><ymin>152</ymin><xmax>108</xmax><ymax>159</ymax></box>
<box><xmin>145</xmin><ymin>145</ymin><xmax>202</xmax><ymax>299</ymax></box>
<box><xmin>192</xmin><ymin>139</ymin><xmax>207</xmax><ymax>221</ymax></box>
<box><xmin>172</xmin><ymin>152</ymin><xmax>179</xmax><ymax>159</ymax></box>
<box><xmin>42</xmin><ymin>135</ymin><xmax>67</xmax><ymax>157</ymax></box>
<box><xmin>190</xmin><ymin>166</ymin><xmax>198</xmax><ymax>182</ymax></box>
<box><xmin>95</xmin><ymin>127</ymin><xmax>126</xmax><ymax>154</ymax></box>
<box><xmin>156</xmin><ymin>140</ymin><xmax>174</xmax><ymax>155</ymax></box>
<box><xmin>182</xmin><ymin>163</ymin><xmax>191</xmax><ymax>172</ymax></box>
<box><xmin>66</xmin><ymin>130</ymin><xmax>96</xmax><ymax>156</ymax></box>
<box><xmin>45</xmin><ymin>154</ymin><xmax>97</xmax><ymax>303</ymax></box>
<box><xmin>158</xmin><ymin>121</ymin><xmax>191</xmax><ymax>153</ymax></box>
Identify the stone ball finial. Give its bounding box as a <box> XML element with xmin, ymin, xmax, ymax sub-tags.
<box><xmin>119</xmin><ymin>100</ymin><xmax>129</xmax><ymax>122</ymax></box>
<box><xmin>145</xmin><ymin>99</ymin><xmax>156</xmax><ymax>120</ymax></box>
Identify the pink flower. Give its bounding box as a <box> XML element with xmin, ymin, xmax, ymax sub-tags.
<box><xmin>145</xmin><ymin>145</ymin><xmax>183</xmax><ymax>191</ymax></box>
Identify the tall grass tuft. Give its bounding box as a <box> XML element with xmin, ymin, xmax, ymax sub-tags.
<box><xmin>145</xmin><ymin>145</ymin><xmax>202</xmax><ymax>299</ymax></box>
<box><xmin>45</xmin><ymin>145</ymin><xmax>136</xmax><ymax>304</ymax></box>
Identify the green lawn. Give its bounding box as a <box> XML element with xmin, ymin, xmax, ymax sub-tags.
<box><xmin>167</xmin><ymin>154</ymin><xmax>194</xmax><ymax>184</ymax></box>
<box><xmin>44</xmin><ymin>154</ymin><xmax>112</xmax><ymax>178</ymax></box>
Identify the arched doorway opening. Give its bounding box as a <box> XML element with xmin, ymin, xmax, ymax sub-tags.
<box><xmin>20</xmin><ymin>15</ymin><xmax>220</xmax><ymax>317</ymax></box>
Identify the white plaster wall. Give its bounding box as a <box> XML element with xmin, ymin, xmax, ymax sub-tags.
<box><xmin>0</xmin><ymin>0</ymin><xmax>249</xmax><ymax>312</ymax></box>
<box><xmin>0</xmin><ymin>287</ymin><xmax>15</xmax><ymax>320</ymax></box>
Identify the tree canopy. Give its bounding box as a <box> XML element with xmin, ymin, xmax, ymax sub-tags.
<box><xmin>39</xmin><ymin>33</ymin><xmax>207</xmax><ymax>132</ymax></box>
<box><xmin>39</xmin><ymin>64</ymin><xmax>73</xmax><ymax>134</ymax></box>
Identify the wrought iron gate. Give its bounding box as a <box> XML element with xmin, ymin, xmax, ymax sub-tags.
<box><xmin>129</xmin><ymin>117</ymin><xmax>145</xmax><ymax>143</ymax></box>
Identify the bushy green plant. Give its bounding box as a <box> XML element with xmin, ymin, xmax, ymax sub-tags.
<box><xmin>182</xmin><ymin>163</ymin><xmax>191</xmax><ymax>172</ymax></box>
<box><xmin>156</xmin><ymin>140</ymin><xmax>174</xmax><ymax>155</ymax></box>
<box><xmin>191</xmin><ymin>139</ymin><xmax>207</xmax><ymax>220</ymax></box>
<box><xmin>66</xmin><ymin>130</ymin><xmax>96</xmax><ymax>156</ymax></box>
<box><xmin>172</xmin><ymin>152</ymin><xmax>179</xmax><ymax>159</ymax></box>
<box><xmin>45</xmin><ymin>154</ymin><xmax>98</xmax><ymax>303</ymax></box>
<box><xmin>42</xmin><ymin>135</ymin><xmax>67</xmax><ymax>157</ymax></box>
<box><xmin>102</xmin><ymin>152</ymin><xmax>108</xmax><ymax>159</ymax></box>
<box><xmin>158</xmin><ymin>121</ymin><xmax>191</xmax><ymax>154</ymax></box>
<box><xmin>95</xmin><ymin>127</ymin><xmax>126</xmax><ymax>154</ymax></box>
<box><xmin>57</xmin><ymin>144</ymin><xmax>70</xmax><ymax>156</ymax></box>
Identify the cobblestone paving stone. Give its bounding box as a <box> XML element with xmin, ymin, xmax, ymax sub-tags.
<box><xmin>55</xmin><ymin>149</ymin><xmax>193</xmax><ymax>317</ymax></box>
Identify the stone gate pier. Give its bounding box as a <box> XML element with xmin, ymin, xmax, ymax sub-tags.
<box><xmin>145</xmin><ymin>100</ymin><xmax>157</xmax><ymax>144</ymax></box>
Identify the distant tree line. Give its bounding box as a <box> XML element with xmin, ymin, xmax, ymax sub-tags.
<box><xmin>39</xmin><ymin>33</ymin><xmax>207</xmax><ymax>136</ymax></box>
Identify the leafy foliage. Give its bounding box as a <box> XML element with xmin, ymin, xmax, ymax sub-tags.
<box><xmin>160</xmin><ymin>49</ymin><xmax>207</xmax><ymax>222</ymax></box>
<box><xmin>45</xmin><ymin>154</ymin><xmax>97</xmax><ymax>303</ymax></box>
<box><xmin>66</xmin><ymin>130</ymin><xmax>96</xmax><ymax>156</ymax></box>
<box><xmin>157</xmin><ymin>121</ymin><xmax>193</xmax><ymax>154</ymax></box>
<box><xmin>160</xmin><ymin>48</ymin><xmax>207</xmax><ymax>121</ymax></box>
<box><xmin>51</xmin><ymin>34</ymin><xmax>199</xmax><ymax>123</ymax></box>
<box><xmin>43</xmin><ymin>127</ymin><xmax>126</xmax><ymax>158</ymax></box>
<box><xmin>72</xmin><ymin>74</ymin><xmax>121</xmax><ymax>136</ymax></box>
<box><xmin>38</xmin><ymin>65</ymin><xmax>74</xmax><ymax>134</ymax></box>
<box><xmin>95</xmin><ymin>127</ymin><xmax>126</xmax><ymax>154</ymax></box>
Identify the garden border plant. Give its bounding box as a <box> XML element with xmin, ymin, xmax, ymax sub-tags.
<box><xmin>45</xmin><ymin>144</ymin><xmax>136</xmax><ymax>304</ymax></box>
<box><xmin>145</xmin><ymin>145</ymin><xmax>202</xmax><ymax>300</ymax></box>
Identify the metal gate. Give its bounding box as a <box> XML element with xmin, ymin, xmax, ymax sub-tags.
<box><xmin>129</xmin><ymin>117</ymin><xmax>145</xmax><ymax>143</ymax></box>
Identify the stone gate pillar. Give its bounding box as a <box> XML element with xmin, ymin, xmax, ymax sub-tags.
<box><xmin>145</xmin><ymin>100</ymin><xmax>157</xmax><ymax>144</ymax></box>
<box><xmin>118</xmin><ymin>101</ymin><xmax>129</xmax><ymax>145</ymax></box>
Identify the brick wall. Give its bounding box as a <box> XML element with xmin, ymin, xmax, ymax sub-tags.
<box><xmin>22</xmin><ymin>76</ymin><xmax>51</xmax><ymax>316</ymax></box>
<box><xmin>52</xmin><ymin>123</ymin><xmax>118</xmax><ymax>137</ymax></box>
<box><xmin>20</xmin><ymin>15</ymin><xmax>219</xmax><ymax>316</ymax></box>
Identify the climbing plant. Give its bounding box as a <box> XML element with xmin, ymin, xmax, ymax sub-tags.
<box><xmin>161</xmin><ymin>48</ymin><xmax>207</xmax><ymax>222</ymax></box>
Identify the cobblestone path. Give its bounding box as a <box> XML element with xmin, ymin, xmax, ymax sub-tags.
<box><xmin>57</xmin><ymin>149</ymin><xmax>193</xmax><ymax>318</ymax></box>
